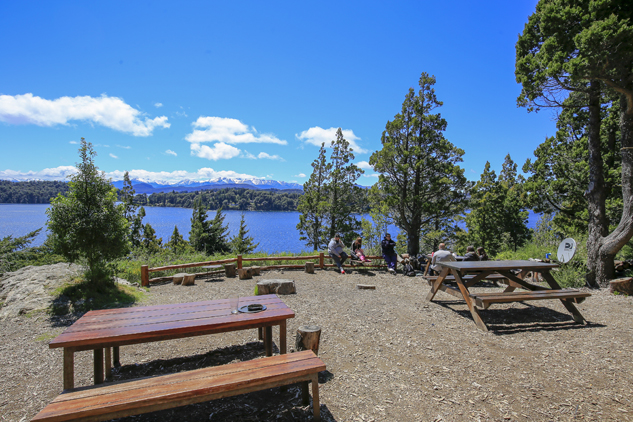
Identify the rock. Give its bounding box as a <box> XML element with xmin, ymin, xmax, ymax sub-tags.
<box><xmin>0</xmin><ymin>263</ymin><xmax>82</xmax><ymax>319</ymax></box>
<box><xmin>610</xmin><ymin>277</ymin><xmax>633</xmax><ymax>295</ymax></box>
<box><xmin>256</xmin><ymin>279</ymin><xmax>296</xmax><ymax>295</ymax></box>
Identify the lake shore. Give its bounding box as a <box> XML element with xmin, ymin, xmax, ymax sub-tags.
<box><xmin>1</xmin><ymin>265</ymin><xmax>632</xmax><ymax>421</ymax></box>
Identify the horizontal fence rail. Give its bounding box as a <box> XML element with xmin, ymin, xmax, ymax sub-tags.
<box><xmin>141</xmin><ymin>253</ymin><xmax>394</xmax><ymax>286</ymax></box>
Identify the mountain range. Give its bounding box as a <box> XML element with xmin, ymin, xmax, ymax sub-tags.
<box><xmin>110</xmin><ymin>177</ymin><xmax>304</xmax><ymax>195</ymax></box>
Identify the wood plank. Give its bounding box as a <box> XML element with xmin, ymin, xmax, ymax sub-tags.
<box><xmin>439</xmin><ymin>260</ymin><xmax>559</xmax><ymax>272</ymax></box>
<box><xmin>33</xmin><ymin>352</ymin><xmax>324</xmax><ymax>422</ymax></box>
<box><xmin>452</xmin><ymin>269</ymin><xmax>488</xmax><ymax>331</ymax></box>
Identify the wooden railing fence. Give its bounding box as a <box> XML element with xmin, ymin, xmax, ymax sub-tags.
<box><xmin>141</xmin><ymin>253</ymin><xmax>392</xmax><ymax>286</ymax></box>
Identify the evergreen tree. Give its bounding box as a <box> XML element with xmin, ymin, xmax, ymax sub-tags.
<box><xmin>208</xmin><ymin>208</ymin><xmax>231</xmax><ymax>254</ymax></box>
<box><xmin>130</xmin><ymin>206</ymin><xmax>146</xmax><ymax>248</ymax></box>
<box><xmin>326</xmin><ymin>128</ymin><xmax>364</xmax><ymax>243</ymax></box>
<box><xmin>46</xmin><ymin>139</ymin><xmax>129</xmax><ymax>284</ymax></box>
<box><xmin>142</xmin><ymin>223</ymin><xmax>162</xmax><ymax>253</ymax></box>
<box><xmin>498</xmin><ymin>155</ymin><xmax>530</xmax><ymax>252</ymax></box>
<box><xmin>230</xmin><ymin>213</ymin><xmax>259</xmax><ymax>254</ymax></box>
<box><xmin>297</xmin><ymin>143</ymin><xmax>331</xmax><ymax>250</ymax></box>
<box><xmin>189</xmin><ymin>197</ymin><xmax>212</xmax><ymax>253</ymax></box>
<box><xmin>120</xmin><ymin>171</ymin><xmax>146</xmax><ymax>247</ymax></box>
<box><xmin>166</xmin><ymin>225</ymin><xmax>187</xmax><ymax>253</ymax></box>
<box><xmin>369</xmin><ymin>73</ymin><xmax>470</xmax><ymax>256</ymax></box>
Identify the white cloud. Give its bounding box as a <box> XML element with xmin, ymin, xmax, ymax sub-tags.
<box><xmin>243</xmin><ymin>151</ymin><xmax>257</xmax><ymax>159</ymax></box>
<box><xmin>190</xmin><ymin>142</ymin><xmax>241</xmax><ymax>161</ymax></box>
<box><xmin>165</xmin><ymin>149</ymin><xmax>177</xmax><ymax>157</ymax></box>
<box><xmin>0</xmin><ymin>166</ymin><xmax>265</xmax><ymax>183</ymax></box>
<box><xmin>154</xmin><ymin>102</ymin><xmax>163</xmax><ymax>108</ymax></box>
<box><xmin>0</xmin><ymin>93</ymin><xmax>170</xmax><ymax>136</ymax></box>
<box><xmin>117</xmin><ymin>145</ymin><xmax>131</xmax><ymax>149</ymax></box>
<box><xmin>186</xmin><ymin>116</ymin><xmax>287</xmax><ymax>145</ymax></box>
<box><xmin>296</xmin><ymin>126</ymin><xmax>367</xmax><ymax>153</ymax></box>
<box><xmin>357</xmin><ymin>161</ymin><xmax>373</xmax><ymax>170</ymax></box>
<box><xmin>109</xmin><ymin>153</ymin><xmax>119</xmax><ymax>159</ymax></box>
<box><xmin>258</xmin><ymin>152</ymin><xmax>284</xmax><ymax>161</ymax></box>
<box><xmin>362</xmin><ymin>173</ymin><xmax>380</xmax><ymax>178</ymax></box>
<box><xmin>293</xmin><ymin>173</ymin><xmax>307</xmax><ymax>178</ymax></box>
<box><xmin>69</xmin><ymin>140</ymin><xmax>78</xmax><ymax>144</ymax></box>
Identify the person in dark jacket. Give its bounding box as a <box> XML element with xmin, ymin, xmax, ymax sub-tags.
<box><xmin>477</xmin><ymin>246</ymin><xmax>489</xmax><ymax>261</ymax></box>
<box><xmin>381</xmin><ymin>233</ymin><xmax>397</xmax><ymax>273</ymax></box>
<box><xmin>464</xmin><ymin>245</ymin><xmax>478</xmax><ymax>261</ymax></box>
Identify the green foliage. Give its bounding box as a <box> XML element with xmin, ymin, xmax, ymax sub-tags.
<box><xmin>121</xmin><ymin>172</ymin><xmax>146</xmax><ymax>248</ymax></box>
<box><xmin>50</xmin><ymin>277</ymin><xmax>145</xmax><ymax>315</ymax></box>
<box><xmin>189</xmin><ymin>198</ymin><xmax>230</xmax><ymax>255</ymax></box>
<box><xmin>141</xmin><ymin>223</ymin><xmax>163</xmax><ymax>253</ymax></box>
<box><xmin>46</xmin><ymin>139</ymin><xmax>130</xmax><ymax>285</ymax></box>
<box><xmin>0</xmin><ymin>180</ymin><xmax>69</xmax><ymax>203</ymax></box>
<box><xmin>297</xmin><ymin>143</ymin><xmax>331</xmax><ymax>250</ymax></box>
<box><xmin>361</xmin><ymin>201</ymin><xmax>391</xmax><ymax>256</ymax></box>
<box><xmin>166</xmin><ymin>225</ymin><xmax>189</xmax><ymax>254</ymax></box>
<box><xmin>0</xmin><ymin>229</ymin><xmax>65</xmax><ymax>273</ymax></box>
<box><xmin>142</xmin><ymin>188</ymin><xmax>301</xmax><ymax>211</ymax></box>
<box><xmin>230</xmin><ymin>213</ymin><xmax>259</xmax><ymax>254</ymax></box>
<box><xmin>369</xmin><ymin>72</ymin><xmax>470</xmax><ymax>256</ymax></box>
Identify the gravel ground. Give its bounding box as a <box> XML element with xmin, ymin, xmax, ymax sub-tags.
<box><xmin>1</xmin><ymin>268</ymin><xmax>633</xmax><ymax>422</ymax></box>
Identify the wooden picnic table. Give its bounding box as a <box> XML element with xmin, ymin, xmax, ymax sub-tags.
<box><xmin>425</xmin><ymin>260</ymin><xmax>591</xmax><ymax>331</ymax></box>
<box><xmin>49</xmin><ymin>294</ymin><xmax>294</xmax><ymax>390</ymax></box>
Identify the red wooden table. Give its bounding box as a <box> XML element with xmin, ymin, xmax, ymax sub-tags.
<box><xmin>49</xmin><ymin>294</ymin><xmax>294</xmax><ymax>390</ymax></box>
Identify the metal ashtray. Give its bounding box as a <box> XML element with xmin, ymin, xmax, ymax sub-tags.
<box><xmin>238</xmin><ymin>304</ymin><xmax>267</xmax><ymax>313</ymax></box>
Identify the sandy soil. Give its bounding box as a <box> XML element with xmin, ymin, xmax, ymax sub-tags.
<box><xmin>1</xmin><ymin>267</ymin><xmax>632</xmax><ymax>422</ymax></box>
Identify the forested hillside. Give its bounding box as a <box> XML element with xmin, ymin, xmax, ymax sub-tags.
<box><xmin>0</xmin><ymin>180</ymin><xmax>69</xmax><ymax>203</ymax></box>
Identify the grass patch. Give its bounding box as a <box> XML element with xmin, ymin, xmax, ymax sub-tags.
<box><xmin>50</xmin><ymin>278</ymin><xmax>146</xmax><ymax>315</ymax></box>
<box><xmin>35</xmin><ymin>332</ymin><xmax>57</xmax><ymax>342</ymax></box>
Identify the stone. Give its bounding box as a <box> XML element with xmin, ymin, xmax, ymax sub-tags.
<box><xmin>256</xmin><ymin>279</ymin><xmax>296</xmax><ymax>295</ymax></box>
<box><xmin>610</xmin><ymin>277</ymin><xmax>633</xmax><ymax>295</ymax></box>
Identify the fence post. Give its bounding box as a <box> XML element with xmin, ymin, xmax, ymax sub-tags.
<box><xmin>319</xmin><ymin>253</ymin><xmax>324</xmax><ymax>269</ymax></box>
<box><xmin>141</xmin><ymin>265</ymin><xmax>149</xmax><ymax>287</ymax></box>
<box><xmin>237</xmin><ymin>255</ymin><xmax>243</xmax><ymax>269</ymax></box>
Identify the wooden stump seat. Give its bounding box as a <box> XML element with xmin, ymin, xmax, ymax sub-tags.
<box><xmin>33</xmin><ymin>351</ymin><xmax>325</xmax><ymax>422</ymax></box>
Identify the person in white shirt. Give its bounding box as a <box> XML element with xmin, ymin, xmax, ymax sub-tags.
<box><xmin>431</xmin><ymin>243</ymin><xmax>456</xmax><ymax>274</ymax></box>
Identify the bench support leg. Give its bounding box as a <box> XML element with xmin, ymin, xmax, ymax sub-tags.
<box><xmin>302</xmin><ymin>381</ymin><xmax>309</xmax><ymax>405</ymax></box>
<box><xmin>312</xmin><ymin>374</ymin><xmax>321</xmax><ymax>422</ymax></box>
<box><xmin>425</xmin><ymin>267</ymin><xmax>449</xmax><ymax>302</ymax></box>
<box><xmin>258</xmin><ymin>327</ymin><xmax>263</xmax><ymax>340</ymax></box>
<box><xmin>105</xmin><ymin>347</ymin><xmax>112</xmax><ymax>380</ymax></box>
<box><xmin>264</xmin><ymin>326</ymin><xmax>273</xmax><ymax>356</ymax></box>
<box><xmin>63</xmin><ymin>347</ymin><xmax>75</xmax><ymax>391</ymax></box>
<box><xmin>541</xmin><ymin>271</ymin><xmax>586</xmax><ymax>323</ymax></box>
<box><xmin>280</xmin><ymin>320</ymin><xmax>287</xmax><ymax>354</ymax></box>
<box><xmin>454</xmin><ymin>271</ymin><xmax>488</xmax><ymax>332</ymax></box>
<box><xmin>94</xmin><ymin>348</ymin><xmax>104</xmax><ymax>384</ymax></box>
<box><xmin>113</xmin><ymin>346</ymin><xmax>120</xmax><ymax>367</ymax></box>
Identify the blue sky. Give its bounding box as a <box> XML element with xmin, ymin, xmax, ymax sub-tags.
<box><xmin>0</xmin><ymin>0</ymin><xmax>555</xmax><ymax>185</ymax></box>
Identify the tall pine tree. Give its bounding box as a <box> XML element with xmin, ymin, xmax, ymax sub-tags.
<box><xmin>297</xmin><ymin>143</ymin><xmax>331</xmax><ymax>250</ymax></box>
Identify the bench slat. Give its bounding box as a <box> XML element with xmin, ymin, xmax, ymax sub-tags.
<box><xmin>33</xmin><ymin>351</ymin><xmax>324</xmax><ymax>422</ymax></box>
<box><xmin>471</xmin><ymin>290</ymin><xmax>590</xmax><ymax>305</ymax></box>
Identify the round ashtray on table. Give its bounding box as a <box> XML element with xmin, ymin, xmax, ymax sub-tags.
<box><xmin>238</xmin><ymin>304</ymin><xmax>267</xmax><ymax>313</ymax></box>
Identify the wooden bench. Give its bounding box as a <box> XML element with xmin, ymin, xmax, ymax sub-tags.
<box><xmin>33</xmin><ymin>350</ymin><xmax>325</xmax><ymax>422</ymax></box>
<box><xmin>469</xmin><ymin>289</ymin><xmax>591</xmax><ymax>309</ymax></box>
<box><xmin>424</xmin><ymin>273</ymin><xmax>508</xmax><ymax>283</ymax></box>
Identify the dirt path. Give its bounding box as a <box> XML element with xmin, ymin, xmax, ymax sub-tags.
<box><xmin>1</xmin><ymin>268</ymin><xmax>632</xmax><ymax>421</ymax></box>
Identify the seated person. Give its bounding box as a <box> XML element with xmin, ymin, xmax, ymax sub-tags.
<box><xmin>431</xmin><ymin>243</ymin><xmax>456</xmax><ymax>274</ymax></box>
<box><xmin>351</xmin><ymin>237</ymin><xmax>371</xmax><ymax>262</ymax></box>
<box><xmin>463</xmin><ymin>245</ymin><xmax>479</xmax><ymax>261</ymax></box>
<box><xmin>477</xmin><ymin>246</ymin><xmax>489</xmax><ymax>261</ymax></box>
<box><xmin>328</xmin><ymin>233</ymin><xmax>348</xmax><ymax>274</ymax></box>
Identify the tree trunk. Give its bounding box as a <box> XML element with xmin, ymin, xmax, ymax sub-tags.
<box><xmin>585</xmin><ymin>80</ymin><xmax>610</xmax><ymax>288</ymax></box>
<box><xmin>407</xmin><ymin>230</ymin><xmax>420</xmax><ymax>256</ymax></box>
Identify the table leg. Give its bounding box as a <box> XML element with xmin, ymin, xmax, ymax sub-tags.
<box><xmin>113</xmin><ymin>346</ymin><xmax>120</xmax><ymax>367</ymax></box>
<box><xmin>312</xmin><ymin>374</ymin><xmax>321</xmax><ymax>422</ymax></box>
<box><xmin>280</xmin><ymin>320</ymin><xmax>287</xmax><ymax>354</ymax></box>
<box><xmin>264</xmin><ymin>326</ymin><xmax>273</xmax><ymax>356</ymax></box>
<box><xmin>258</xmin><ymin>327</ymin><xmax>263</xmax><ymax>340</ymax></box>
<box><xmin>63</xmin><ymin>348</ymin><xmax>75</xmax><ymax>391</ymax></box>
<box><xmin>454</xmin><ymin>270</ymin><xmax>488</xmax><ymax>332</ymax></box>
<box><xmin>94</xmin><ymin>348</ymin><xmax>104</xmax><ymax>384</ymax></box>
<box><xmin>541</xmin><ymin>271</ymin><xmax>586</xmax><ymax>323</ymax></box>
<box><xmin>105</xmin><ymin>347</ymin><xmax>112</xmax><ymax>380</ymax></box>
<box><xmin>426</xmin><ymin>267</ymin><xmax>449</xmax><ymax>301</ymax></box>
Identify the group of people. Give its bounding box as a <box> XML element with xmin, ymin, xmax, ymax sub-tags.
<box><xmin>327</xmin><ymin>233</ymin><xmax>398</xmax><ymax>274</ymax></box>
<box><xmin>430</xmin><ymin>243</ymin><xmax>488</xmax><ymax>274</ymax></box>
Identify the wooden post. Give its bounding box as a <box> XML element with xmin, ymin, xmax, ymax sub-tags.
<box><xmin>295</xmin><ymin>325</ymin><xmax>321</xmax><ymax>355</ymax></box>
<box><xmin>94</xmin><ymin>348</ymin><xmax>104</xmax><ymax>384</ymax></box>
<box><xmin>105</xmin><ymin>347</ymin><xmax>112</xmax><ymax>380</ymax></box>
<box><xmin>237</xmin><ymin>254</ymin><xmax>243</xmax><ymax>270</ymax></box>
<box><xmin>319</xmin><ymin>253</ymin><xmax>324</xmax><ymax>269</ymax></box>
<box><xmin>225</xmin><ymin>263</ymin><xmax>236</xmax><ymax>278</ymax></box>
<box><xmin>305</xmin><ymin>262</ymin><xmax>315</xmax><ymax>274</ymax></box>
<box><xmin>63</xmin><ymin>348</ymin><xmax>75</xmax><ymax>391</ymax></box>
<box><xmin>141</xmin><ymin>265</ymin><xmax>149</xmax><ymax>287</ymax></box>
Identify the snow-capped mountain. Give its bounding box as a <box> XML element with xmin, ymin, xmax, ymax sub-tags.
<box><xmin>110</xmin><ymin>178</ymin><xmax>303</xmax><ymax>194</ymax></box>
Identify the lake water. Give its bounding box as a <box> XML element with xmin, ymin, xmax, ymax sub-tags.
<box><xmin>0</xmin><ymin>204</ymin><xmax>540</xmax><ymax>254</ymax></box>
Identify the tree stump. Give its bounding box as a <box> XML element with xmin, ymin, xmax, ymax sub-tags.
<box><xmin>305</xmin><ymin>262</ymin><xmax>315</xmax><ymax>274</ymax></box>
<box><xmin>224</xmin><ymin>263</ymin><xmax>236</xmax><ymax>278</ymax></box>
<box><xmin>610</xmin><ymin>277</ymin><xmax>633</xmax><ymax>295</ymax></box>
<box><xmin>251</xmin><ymin>266</ymin><xmax>261</xmax><ymax>276</ymax></box>
<box><xmin>256</xmin><ymin>279</ymin><xmax>296</xmax><ymax>295</ymax></box>
<box><xmin>172</xmin><ymin>273</ymin><xmax>187</xmax><ymax>285</ymax></box>
<box><xmin>295</xmin><ymin>325</ymin><xmax>321</xmax><ymax>355</ymax></box>
<box><xmin>357</xmin><ymin>284</ymin><xmax>376</xmax><ymax>290</ymax></box>
<box><xmin>182</xmin><ymin>274</ymin><xmax>196</xmax><ymax>286</ymax></box>
<box><xmin>238</xmin><ymin>268</ymin><xmax>253</xmax><ymax>280</ymax></box>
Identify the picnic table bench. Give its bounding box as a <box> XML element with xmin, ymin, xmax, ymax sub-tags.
<box><xmin>426</xmin><ymin>260</ymin><xmax>591</xmax><ymax>331</ymax></box>
<box><xmin>49</xmin><ymin>294</ymin><xmax>293</xmax><ymax>390</ymax></box>
<box><xmin>32</xmin><ymin>350</ymin><xmax>325</xmax><ymax>422</ymax></box>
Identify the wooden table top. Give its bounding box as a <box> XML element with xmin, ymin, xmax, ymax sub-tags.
<box><xmin>439</xmin><ymin>260</ymin><xmax>559</xmax><ymax>272</ymax></box>
<box><xmin>49</xmin><ymin>294</ymin><xmax>293</xmax><ymax>350</ymax></box>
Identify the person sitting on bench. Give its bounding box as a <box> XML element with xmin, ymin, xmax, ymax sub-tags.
<box><xmin>463</xmin><ymin>245</ymin><xmax>479</xmax><ymax>261</ymax></box>
<box><xmin>351</xmin><ymin>237</ymin><xmax>371</xmax><ymax>263</ymax></box>
<box><xmin>328</xmin><ymin>233</ymin><xmax>348</xmax><ymax>274</ymax></box>
<box><xmin>430</xmin><ymin>243</ymin><xmax>456</xmax><ymax>275</ymax></box>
